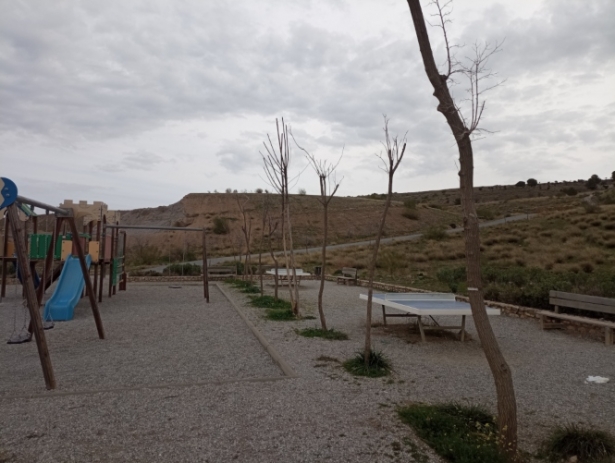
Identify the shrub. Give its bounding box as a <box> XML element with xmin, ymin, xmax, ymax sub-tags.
<box><xmin>527</xmin><ymin>178</ymin><xmax>538</xmax><ymax>187</ymax></box>
<box><xmin>436</xmin><ymin>266</ymin><xmax>466</xmax><ymax>293</ymax></box>
<box><xmin>454</xmin><ymin>198</ymin><xmax>461</xmax><ymax>205</ymax></box>
<box><xmin>265</xmin><ymin>308</ymin><xmax>296</xmax><ymax>320</ymax></box>
<box><xmin>515</xmin><ymin>181</ymin><xmax>526</xmax><ymax>187</ymax></box>
<box><xmin>583</xmin><ymin>202</ymin><xmax>602</xmax><ymax>214</ymax></box>
<box><xmin>129</xmin><ymin>242</ymin><xmax>162</xmax><ymax>266</ymax></box>
<box><xmin>398</xmin><ymin>403</ymin><xmax>505</xmax><ymax>463</ymax></box>
<box><xmin>298</xmin><ymin>188</ymin><xmax>307</xmax><ymax>195</ymax></box>
<box><xmin>422</xmin><ymin>226</ymin><xmax>447</xmax><ymax>241</ymax></box>
<box><xmin>402</xmin><ymin>209</ymin><xmax>419</xmax><ymax>220</ymax></box>
<box><xmin>163</xmin><ymin>263</ymin><xmax>201</xmax><ymax>276</ymax></box>
<box><xmin>212</xmin><ymin>216</ymin><xmax>230</xmax><ymax>235</ymax></box>
<box><xmin>541</xmin><ymin>423</ymin><xmax>615</xmax><ymax>463</ymax></box>
<box><xmin>249</xmin><ymin>295</ymin><xmax>291</xmax><ymax>309</ymax></box>
<box><xmin>343</xmin><ymin>350</ymin><xmax>391</xmax><ymax>377</ymax></box>
<box><xmin>403</xmin><ymin>199</ymin><xmax>417</xmax><ymax>209</ymax></box>
<box><xmin>476</xmin><ymin>206</ymin><xmax>496</xmax><ymax>220</ymax></box>
<box><xmin>586</xmin><ymin>174</ymin><xmax>602</xmax><ymax>190</ymax></box>
<box><xmin>562</xmin><ymin>187</ymin><xmax>578</xmax><ymax>196</ymax></box>
<box><xmin>296</xmin><ymin>328</ymin><xmax>349</xmax><ymax>340</ymax></box>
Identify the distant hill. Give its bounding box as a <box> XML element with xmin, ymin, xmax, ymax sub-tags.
<box><xmin>119</xmin><ymin>178</ymin><xmax>613</xmax><ymax>259</ymax></box>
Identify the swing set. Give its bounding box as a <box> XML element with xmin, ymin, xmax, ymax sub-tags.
<box><xmin>1</xmin><ymin>177</ymin><xmax>211</xmax><ymax>390</ymax></box>
<box><xmin>0</xmin><ymin>177</ymin><xmax>104</xmax><ymax>390</ymax></box>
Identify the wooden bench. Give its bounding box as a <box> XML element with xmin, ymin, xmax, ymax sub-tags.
<box><xmin>336</xmin><ymin>267</ymin><xmax>358</xmax><ymax>285</ymax></box>
<box><xmin>538</xmin><ymin>290</ymin><xmax>615</xmax><ymax>345</ymax></box>
<box><xmin>207</xmin><ymin>266</ymin><xmax>237</xmax><ymax>278</ymax></box>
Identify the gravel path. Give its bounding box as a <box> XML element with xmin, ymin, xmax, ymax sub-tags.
<box><xmin>0</xmin><ymin>279</ymin><xmax>613</xmax><ymax>462</ymax></box>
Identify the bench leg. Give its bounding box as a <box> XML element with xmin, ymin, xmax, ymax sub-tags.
<box><xmin>417</xmin><ymin>316</ymin><xmax>426</xmax><ymax>342</ymax></box>
<box><xmin>381</xmin><ymin>304</ymin><xmax>387</xmax><ymax>326</ymax></box>
<box><xmin>606</xmin><ymin>327</ymin><xmax>614</xmax><ymax>346</ymax></box>
<box><xmin>460</xmin><ymin>315</ymin><xmax>466</xmax><ymax>342</ymax></box>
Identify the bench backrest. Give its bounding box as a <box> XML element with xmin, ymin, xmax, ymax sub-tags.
<box><xmin>341</xmin><ymin>267</ymin><xmax>357</xmax><ymax>278</ymax></box>
<box><xmin>549</xmin><ymin>290</ymin><xmax>615</xmax><ymax>316</ymax></box>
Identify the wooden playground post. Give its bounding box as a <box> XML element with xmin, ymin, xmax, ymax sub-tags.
<box><xmin>119</xmin><ymin>231</ymin><xmax>127</xmax><ymax>291</ymax></box>
<box><xmin>7</xmin><ymin>204</ymin><xmax>56</xmax><ymax>390</ymax></box>
<box><xmin>1</xmin><ymin>217</ymin><xmax>9</xmax><ymax>297</ymax></box>
<box><xmin>36</xmin><ymin>217</ymin><xmax>62</xmax><ymax>304</ymax></box>
<box><xmin>202</xmin><ymin>228</ymin><xmax>209</xmax><ymax>302</ymax></box>
<box><xmin>108</xmin><ymin>224</ymin><xmax>116</xmax><ymax>298</ymax></box>
<box><xmin>67</xmin><ymin>216</ymin><xmax>105</xmax><ymax>340</ymax></box>
<box><xmin>93</xmin><ymin>220</ymin><xmax>99</xmax><ymax>297</ymax></box>
<box><xmin>98</xmin><ymin>216</ymin><xmax>106</xmax><ymax>303</ymax></box>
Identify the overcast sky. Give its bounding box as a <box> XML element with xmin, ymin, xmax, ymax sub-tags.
<box><xmin>1</xmin><ymin>0</ymin><xmax>613</xmax><ymax>210</ymax></box>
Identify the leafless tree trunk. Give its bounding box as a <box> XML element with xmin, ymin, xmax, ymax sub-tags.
<box><xmin>295</xmin><ymin>138</ymin><xmax>343</xmax><ymax>331</ymax></box>
<box><xmin>405</xmin><ymin>1</ymin><xmax>518</xmax><ymax>458</ymax></box>
<box><xmin>364</xmin><ymin>117</ymin><xmax>406</xmax><ymax>365</ymax></box>
<box><xmin>258</xmin><ymin>194</ymin><xmax>272</xmax><ymax>296</ymax></box>
<box><xmin>261</xmin><ymin>118</ymin><xmax>300</xmax><ymax>315</ymax></box>
<box><xmin>235</xmin><ymin>193</ymin><xmax>253</xmax><ymax>281</ymax></box>
<box><xmin>267</xmin><ymin>216</ymin><xmax>280</xmax><ymax>299</ymax></box>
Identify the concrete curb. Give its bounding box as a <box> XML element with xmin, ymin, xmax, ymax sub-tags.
<box><xmin>214</xmin><ymin>283</ymin><xmax>299</xmax><ymax>379</ymax></box>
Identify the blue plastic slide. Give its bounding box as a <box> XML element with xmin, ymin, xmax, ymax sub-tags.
<box><xmin>44</xmin><ymin>255</ymin><xmax>92</xmax><ymax>321</ymax></box>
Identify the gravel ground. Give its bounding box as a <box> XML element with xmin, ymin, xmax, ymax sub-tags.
<box><xmin>0</xmin><ymin>279</ymin><xmax>614</xmax><ymax>462</ymax></box>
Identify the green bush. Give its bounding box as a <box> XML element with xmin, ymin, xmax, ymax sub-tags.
<box><xmin>265</xmin><ymin>308</ymin><xmax>296</xmax><ymax>320</ymax></box>
<box><xmin>398</xmin><ymin>403</ymin><xmax>506</xmax><ymax>463</ymax></box>
<box><xmin>212</xmin><ymin>216</ymin><xmax>230</xmax><ymax>235</ymax></box>
<box><xmin>562</xmin><ymin>187</ymin><xmax>578</xmax><ymax>196</ymax></box>
<box><xmin>296</xmin><ymin>327</ymin><xmax>349</xmax><ymax>340</ymax></box>
<box><xmin>343</xmin><ymin>349</ymin><xmax>391</xmax><ymax>378</ymax></box>
<box><xmin>481</xmin><ymin>265</ymin><xmax>615</xmax><ymax>310</ymax></box>
<box><xmin>226</xmin><ymin>278</ymin><xmax>260</xmax><ymax>293</ymax></box>
<box><xmin>541</xmin><ymin>423</ymin><xmax>615</xmax><ymax>463</ymax></box>
<box><xmin>249</xmin><ymin>295</ymin><xmax>291</xmax><ymax>309</ymax></box>
<box><xmin>436</xmin><ymin>266</ymin><xmax>466</xmax><ymax>293</ymax></box>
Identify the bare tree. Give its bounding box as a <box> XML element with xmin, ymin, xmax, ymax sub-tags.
<box><xmin>235</xmin><ymin>193</ymin><xmax>253</xmax><ymax>281</ymax></box>
<box><xmin>294</xmin><ymin>138</ymin><xmax>343</xmax><ymax>331</ymax></box>
<box><xmin>405</xmin><ymin>1</ymin><xmax>518</xmax><ymax>458</ymax></box>
<box><xmin>267</xmin><ymin>215</ymin><xmax>281</xmax><ymax>299</ymax></box>
<box><xmin>261</xmin><ymin>118</ymin><xmax>300</xmax><ymax>315</ymax></box>
<box><xmin>257</xmin><ymin>193</ymin><xmax>272</xmax><ymax>295</ymax></box>
<box><xmin>364</xmin><ymin>117</ymin><xmax>406</xmax><ymax>365</ymax></box>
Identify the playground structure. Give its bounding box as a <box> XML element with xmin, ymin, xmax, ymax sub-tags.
<box><xmin>1</xmin><ymin>177</ymin><xmax>211</xmax><ymax>390</ymax></box>
<box><xmin>0</xmin><ymin>178</ymin><xmax>105</xmax><ymax>390</ymax></box>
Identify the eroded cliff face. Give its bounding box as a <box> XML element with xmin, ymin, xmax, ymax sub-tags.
<box><xmin>115</xmin><ymin>192</ymin><xmax>455</xmax><ymax>258</ymax></box>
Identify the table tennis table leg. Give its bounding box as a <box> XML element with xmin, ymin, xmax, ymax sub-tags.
<box><xmin>460</xmin><ymin>315</ymin><xmax>466</xmax><ymax>342</ymax></box>
<box><xmin>381</xmin><ymin>304</ymin><xmax>387</xmax><ymax>326</ymax></box>
<box><xmin>417</xmin><ymin>316</ymin><xmax>426</xmax><ymax>342</ymax></box>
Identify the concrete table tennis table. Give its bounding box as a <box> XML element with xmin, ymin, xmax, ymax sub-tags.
<box><xmin>266</xmin><ymin>268</ymin><xmax>311</xmax><ymax>286</ymax></box>
<box><xmin>360</xmin><ymin>292</ymin><xmax>501</xmax><ymax>342</ymax></box>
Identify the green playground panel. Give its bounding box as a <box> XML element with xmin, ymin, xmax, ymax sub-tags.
<box><xmin>29</xmin><ymin>234</ymin><xmax>63</xmax><ymax>260</ymax></box>
<box><xmin>111</xmin><ymin>257</ymin><xmax>123</xmax><ymax>286</ymax></box>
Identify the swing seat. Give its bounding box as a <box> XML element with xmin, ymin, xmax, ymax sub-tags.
<box><xmin>7</xmin><ymin>331</ymin><xmax>32</xmax><ymax>344</ymax></box>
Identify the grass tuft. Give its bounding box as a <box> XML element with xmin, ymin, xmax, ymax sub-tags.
<box><xmin>398</xmin><ymin>403</ymin><xmax>506</xmax><ymax>463</ymax></box>
<box><xmin>343</xmin><ymin>349</ymin><xmax>392</xmax><ymax>377</ymax></box>
<box><xmin>265</xmin><ymin>308</ymin><xmax>296</xmax><ymax>321</ymax></box>
<box><xmin>296</xmin><ymin>327</ymin><xmax>349</xmax><ymax>340</ymax></box>
<box><xmin>541</xmin><ymin>423</ymin><xmax>615</xmax><ymax>463</ymax></box>
<box><xmin>225</xmin><ymin>278</ymin><xmax>260</xmax><ymax>293</ymax></box>
<box><xmin>249</xmin><ymin>295</ymin><xmax>292</xmax><ymax>310</ymax></box>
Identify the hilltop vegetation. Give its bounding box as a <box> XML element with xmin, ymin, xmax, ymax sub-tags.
<box><xmin>290</xmin><ymin>190</ymin><xmax>615</xmax><ymax>310</ymax></box>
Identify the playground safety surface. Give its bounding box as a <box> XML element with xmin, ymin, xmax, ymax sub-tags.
<box><xmin>1</xmin><ymin>280</ymin><xmax>614</xmax><ymax>462</ymax></box>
